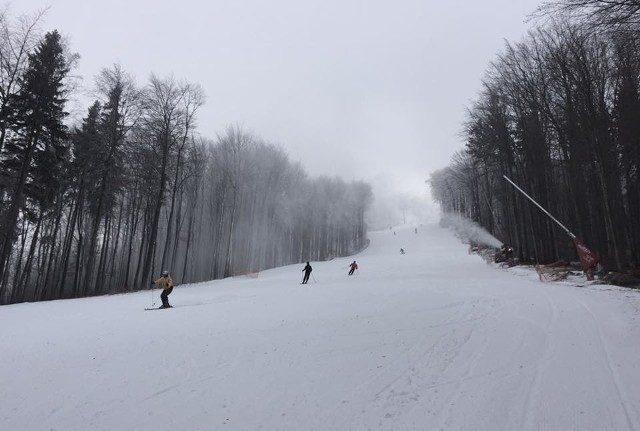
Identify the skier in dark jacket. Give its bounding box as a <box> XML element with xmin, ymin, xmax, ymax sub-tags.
<box><xmin>348</xmin><ymin>261</ymin><xmax>358</xmax><ymax>275</ymax></box>
<box><xmin>302</xmin><ymin>262</ymin><xmax>312</xmax><ymax>284</ymax></box>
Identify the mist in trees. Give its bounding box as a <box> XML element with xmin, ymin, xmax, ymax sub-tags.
<box><xmin>0</xmin><ymin>10</ymin><xmax>373</xmax><ymax>304</ymax></box>
<box><xmin>431</xmin><ymin>4</ymin><xmax>640</xmax><ymax>273</ymax></box>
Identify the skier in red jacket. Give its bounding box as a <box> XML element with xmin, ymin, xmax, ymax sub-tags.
<box><xmin>348</xmin><ymin>261</ymin><xmax>358</xmax><ymax>276</ymax></box>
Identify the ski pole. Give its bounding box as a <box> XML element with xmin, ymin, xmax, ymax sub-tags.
<box><xmin>150</xmin><ymin>282</ymin><xmax>157</xmax><ymax>307</ymax></box>
<box><xmin>312</xmin><ymin>273</ymin><xmax>317</xmax><ymax>283</ymax></box>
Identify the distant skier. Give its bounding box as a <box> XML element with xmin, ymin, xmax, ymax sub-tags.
<box><xmin>348</xmin><ymin>261</ymin><xmax>358</xmax><ymax>276</ymax></box>
<box><xmin>400</xmin><ymin>248</ymin><xmax>405</xmax><ymax>255</ymax></box>
<box><xmin>152</xmin><ymin>270</ymin><xmax>173</xmax><ymax>308</ymax></box>
<box><xmin>414</xmin><ymin>228</ymin><xmax>418</xmax><ymax>234</ymax></box>
<box><xmin>301</xmin><ymin>262</ymin><xmax>312</xmax><ymax>284</ymax></box>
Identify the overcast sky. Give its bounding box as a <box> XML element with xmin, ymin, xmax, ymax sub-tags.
<box><xmin>13</xmin><ymin>0</ymin><xmax>542</xmax><ymax>199</ymax></box>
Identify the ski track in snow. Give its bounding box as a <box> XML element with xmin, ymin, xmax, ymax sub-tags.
<box><xmin>520</xmin><ymin>287</ymin><xmax>558</xmax><ymax>431</ymax></box>
<box><xmin>1</xmin><ymin>223</ymin><xmax>640</xmax><ymax>431</ymax></box>
<box><xmin>314</xmin><ymin>298</ymin><xmax>494</xmax><ymax>430</ymax></box>
<box><xmin>576</xmin><ymin>298</ymin><xmax>638</xmax><ymax>430</ymax></box>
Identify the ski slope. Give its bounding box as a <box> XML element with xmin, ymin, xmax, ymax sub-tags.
<box><xmin>2</xmin><ymin>223</ymin><xmax>640</xmax><ymax>431</ymax></box>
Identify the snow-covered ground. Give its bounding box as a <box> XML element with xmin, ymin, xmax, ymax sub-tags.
<box><xmin>2</xmin><ymin>223</ymin><xmax>640</xmax><ymax>431</ymax></box>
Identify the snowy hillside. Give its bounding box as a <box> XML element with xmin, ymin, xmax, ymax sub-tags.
<box><xmin>2</xmin><ymin>223</ymin><xmax>640</xmax><ymax>431</ymax></box>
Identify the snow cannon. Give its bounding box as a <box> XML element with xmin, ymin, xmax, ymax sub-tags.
<box><xmin>495</xmin><ymin>244</ymin><xmax>514</xmax><ymax>265</ymax></box>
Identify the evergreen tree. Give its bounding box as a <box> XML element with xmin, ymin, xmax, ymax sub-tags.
<box><xmin>0</xmin><ymin>30</ymin><xmax>72</xmax><ymax>292</ymax></box>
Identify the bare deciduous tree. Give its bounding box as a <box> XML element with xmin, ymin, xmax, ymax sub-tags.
<box><xmin>536</xmin><ymin>0</ymin><xmax>640</xmax><ymax>29</ymax></box>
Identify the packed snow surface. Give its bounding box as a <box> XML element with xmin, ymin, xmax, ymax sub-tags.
<box><xmin>2</xmin><ymin>223</ymin><xmax>640</xmax><ymax>431</ymax></box>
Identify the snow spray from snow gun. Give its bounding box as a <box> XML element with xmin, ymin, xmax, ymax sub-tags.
<box><xmin>440</xmin><ymin>212</ymin><xmax>502</xmax><ymax>249</ymax></box>
<box><xmin>503</xmin><ymin>175</ymin><xmax>599</xmax><ymax>280</ymax></box>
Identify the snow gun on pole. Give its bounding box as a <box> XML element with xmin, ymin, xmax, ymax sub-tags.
<box><xmin>502</xmin><ymin>175</ymin><xmax>598</xmax><ymax>280</ymax></box>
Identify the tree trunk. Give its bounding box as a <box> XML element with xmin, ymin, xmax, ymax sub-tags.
<box><xmin>0</xmin><ymin>134</ymin><xmax>38</xmax><ymax>284</ymax></box>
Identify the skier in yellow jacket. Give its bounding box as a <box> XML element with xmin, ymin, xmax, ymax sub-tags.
<box><xmin>152</xmin><ymin>270</ymin><xmax>173</xmax><ymax>308</ymax></box>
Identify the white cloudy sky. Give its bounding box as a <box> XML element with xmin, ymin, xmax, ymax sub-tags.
<box><xmin>13</xmin><ymin>0</ymin><xmax>542</xmax><ymax>196</ymax></box>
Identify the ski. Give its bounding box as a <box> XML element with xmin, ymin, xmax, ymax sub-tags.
<box><xmin>144</xmin><ymin>306</ymin><xmax>173</xmax><ymax>310</ymax></box>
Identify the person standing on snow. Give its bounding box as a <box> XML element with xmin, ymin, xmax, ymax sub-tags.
<box><xmin>301</xmin><ymin>262</ymin><xmax>312</xmax><ymax>284</ymax></box>
<box><xmin>152</xmin><ymin>270</ymin><xmax>173</xmax><ymax>308</ymax></box>
<box><xmin>348</xmin><ymin>261</ymin><xmax>358</xmax><ymax>276</ymax></box>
